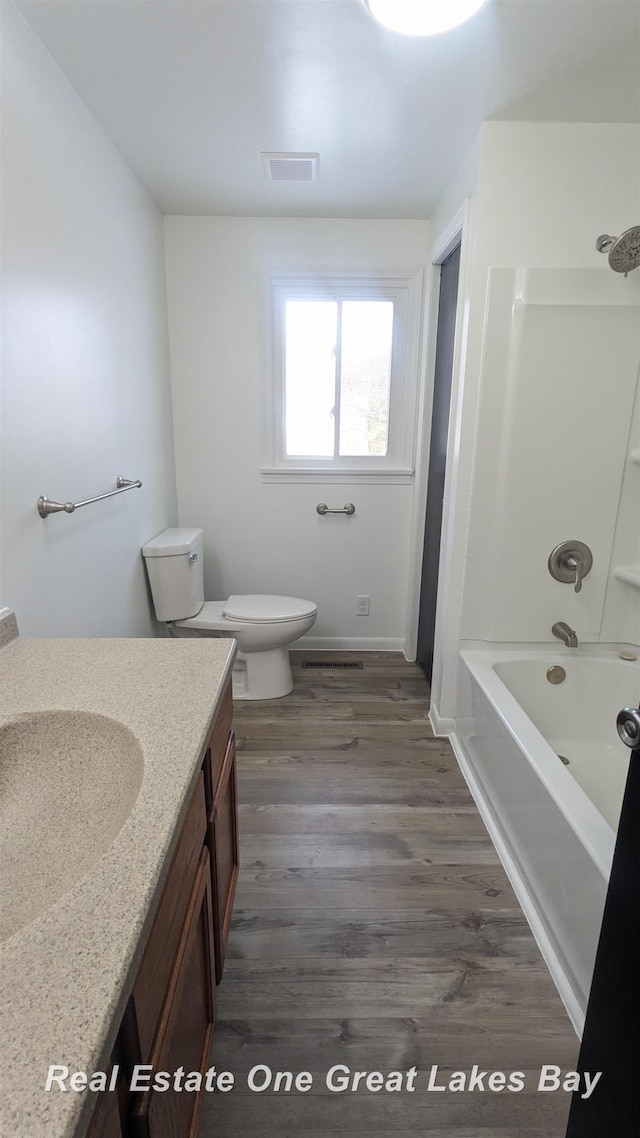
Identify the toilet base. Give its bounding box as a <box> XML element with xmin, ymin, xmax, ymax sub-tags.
<box><xmin>232</xmin><ymin>647</ymin><xmax>294</xmax><ymax>701</ymax></box>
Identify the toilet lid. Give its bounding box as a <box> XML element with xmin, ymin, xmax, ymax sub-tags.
<box><xmin>223</xmin><ymin>595</ymin><xmax>317</xmax><ymax>624</ymax></box>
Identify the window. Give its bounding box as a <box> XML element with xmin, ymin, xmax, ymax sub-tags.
<box><xmin>261</xmin><ymin>269</ymin><xmax>423</xmax><ymax>482</ymax></box>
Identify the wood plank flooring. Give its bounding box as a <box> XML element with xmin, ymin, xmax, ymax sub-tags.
<box><xmin>200</xmin><ymin>652</ymin><xmax>578</xmax><ymax>1138</ymax></box>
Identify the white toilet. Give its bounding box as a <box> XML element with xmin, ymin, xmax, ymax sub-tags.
<box><xmin>142</xmin><ymin>528</ymin><xmax>317</xmax><ymax>700</ymax></box>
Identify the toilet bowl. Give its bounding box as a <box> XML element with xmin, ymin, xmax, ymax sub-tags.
<box><xmin>142</xmin><ymin>529</ymin><xmax>317</xmax><ymax>700</ymax></box>
<box><xmin>175</xmin><ymin>597</ymin><xmax>317</xmax><ymax>700</ymax></box>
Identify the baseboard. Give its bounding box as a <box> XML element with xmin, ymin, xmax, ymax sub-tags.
<box><xmin>428</xmin><ymin>702</ymin><xmax>455</xmax><ymax>737</ymax></box>
<box><xmin>296</xmin><ymin>636</ymin><xmax>405</xmax><ymax>652</ymax></box>
<box><xmin>449</xmin><ymin>730</ymin><xmax>584</xmax><ymax>1037</ymax></box>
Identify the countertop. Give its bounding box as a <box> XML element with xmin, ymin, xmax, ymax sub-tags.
<box><xmin>0</xmin><ymin>634</ymin><xmax>236</xmax><ymax>1138</ymax></box>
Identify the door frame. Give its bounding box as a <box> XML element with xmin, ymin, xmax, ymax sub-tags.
<box><xmin>404</xmin><ymin>202</ymin><xmax>474</xmax><ymax>719</ymax></box>
<box><xmin>416</xmin><ymin>241</ymin><xmax>461</xmax><ymax>679</ymax></box>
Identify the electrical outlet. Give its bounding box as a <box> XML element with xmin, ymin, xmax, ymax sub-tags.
<box><xmin>356</xmin><ymin>595</ymin><xmax>370</xmax><ymax>616</ymax></box>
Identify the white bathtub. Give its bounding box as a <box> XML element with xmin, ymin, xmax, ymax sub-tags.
<box><xmin>452</xmin><ymin>642</ymin><xmax>640</xmax><ymax>1033</ymax></box>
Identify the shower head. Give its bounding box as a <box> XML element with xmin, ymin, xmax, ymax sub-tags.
<box><xmin>595</xmin><ymin>226</ymin><xmax>640</xmax><ymax>276</ymax></box>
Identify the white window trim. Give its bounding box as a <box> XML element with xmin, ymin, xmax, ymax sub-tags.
<box><xmin>260</xmin><ymin>267</ymin><xmax>424</xmax><ymax>483</ymax></box>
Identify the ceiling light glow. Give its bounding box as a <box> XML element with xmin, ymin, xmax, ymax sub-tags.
<box><xmin>365</xmin><ymin>0</ymin><xmax>488</xmax><ymax>36</ymax></box>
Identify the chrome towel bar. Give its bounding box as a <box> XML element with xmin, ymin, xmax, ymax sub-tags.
<box><xmin>316</xmin><ymin>502</ymin><xmax>356</xmax><ymax>516</ymax></box>
<box><xmin>37</xmin><ymin>476</ymin><xmax>142</xmax><ymax>518</ymax></box>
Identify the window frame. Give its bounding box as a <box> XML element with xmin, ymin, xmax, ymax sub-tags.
<box><xmin>260</xmin><ymin>268</ymin><xmax>423</xmax><ymax>483</ymax></box>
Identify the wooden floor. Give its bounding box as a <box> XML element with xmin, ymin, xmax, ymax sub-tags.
<box><xmin>200</xmin><ymin>652</ymin><xmax>578</xmax><ymax>1138</ymax></box>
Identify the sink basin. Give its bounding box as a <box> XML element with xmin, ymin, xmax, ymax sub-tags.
<box><xmin>0</xmin><ymin>709</ymin><xmax>144</xmax><ymax>941</ymax></box>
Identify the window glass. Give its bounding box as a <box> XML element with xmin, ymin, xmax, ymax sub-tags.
<box><xmin>285</xmin><ymin>300</ymin><xmax>337</xmax><ymax>457</ymax></box>
<box><xmin>284</xmin><ymin>297</ymin><xmax>394</xmax><ymax>459</ymax></box>
<box><xmin>339</xmin><ymin>300</ymin><xmax>393</xmax><ymax>457</ymax></box>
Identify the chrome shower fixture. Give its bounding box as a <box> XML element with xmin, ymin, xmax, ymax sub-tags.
<box><xmin>595</xmin><ymin>226</ymin><xmax>640</xmax><ymax>276</ymax></box>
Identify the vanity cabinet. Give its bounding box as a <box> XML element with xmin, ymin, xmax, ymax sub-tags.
<box><xmin>87</xmin><ymin>677</ymin><xmax>237</xmax><ymax>1138</ymax></box>
<box><xmin>133</xmin><ymin>776</ymin><xmax>209</xmax><ymax>1059</ymax></box>
<box><xmin>202</xmin><ymin>679</ymin><xmax>238</xmax><ymax>982</ymax></box>
<box><xmin>86</xmin><ymin>1074</ymin><xmax>123</xmax><ymax>1138</ymax></box>
<box><xmin>208</xmin><ymin>731</ymin><xmax>239</xmax><ymax>984</ymax></box>
<box><xmin>130</xmin><ymin>849</ymin><xmax>216</xmax><ymax>1138</ymax></box>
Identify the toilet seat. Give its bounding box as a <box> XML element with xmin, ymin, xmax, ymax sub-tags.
<box><xmin>223</xmin><ymin>595</ymin><xmax>316</xmax><ymax>624</ymax></box>
<box><xmin>175</xmin><ymin>597</ymin><xmax>317</xmax><ymax>632</ymax></box>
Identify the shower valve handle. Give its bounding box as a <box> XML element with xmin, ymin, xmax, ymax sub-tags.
<box><xmin>563</xmin><ymin>554</ymin><xmax>584</xmax><ymax>593</ymax></box>
<box><xmin>548</xmin><ymin>541</ymin><xmax>593</xmax><ymax>593</ymax></box>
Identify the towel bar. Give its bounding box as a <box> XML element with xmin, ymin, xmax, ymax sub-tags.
<box><xmin>37</xmin><ymin>476</ymin><xmax>142</xmax><ymax>518</ymax></box>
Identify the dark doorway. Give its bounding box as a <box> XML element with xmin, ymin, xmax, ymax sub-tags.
<box><xmin>417</xmin><ymin>242</ymin><xmax>461</xmax><ymax>680</ymax></box>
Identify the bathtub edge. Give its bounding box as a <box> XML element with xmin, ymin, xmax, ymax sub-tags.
<box><xmin>450</xmin><ymin>728</ymin><xmax>584</xmax><ymax>1038</ymax></box>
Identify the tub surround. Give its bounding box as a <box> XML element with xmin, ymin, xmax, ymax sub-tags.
<box><xmin>0</xmin><ymin>634</ymin><xmax>236</xmax><ymax>1138</ymax></box>
<box><xmin>602</xmin><ymin>380</ymin><xmax>640</xmax><ymax>641</ymax></box>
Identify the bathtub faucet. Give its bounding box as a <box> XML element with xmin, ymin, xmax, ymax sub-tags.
<box><xmin>552</xmin><ymin>621</ymin><xmax>578</xmax><ymax>648</ymax></box>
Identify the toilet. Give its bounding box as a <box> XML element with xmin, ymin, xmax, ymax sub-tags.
<box><xmin>142</xmin><ymin>528</ymin><xmax>317</xmax><ymax>700</ymax></box>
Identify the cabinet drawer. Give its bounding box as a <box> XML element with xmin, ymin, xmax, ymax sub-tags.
<box><xmin>203</xmin><ymin>679</ymin><xmax>233</xmax><ymax>805</ymax></box>
<box><xmin>130</xmin><ymin>847</ymin><xmax>216</xmax><ymax>1138</ymax></box>
<box><xmin>208</xmin><ymin>732</ymin><xmax>239</xmax><ymax>984</ymax></box>
<box><xmin>133</xmin><ymin>774</ymin><xmax>207</xmax><ymax>1059</ymax></box>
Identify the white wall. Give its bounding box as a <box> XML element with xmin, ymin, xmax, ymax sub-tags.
<box><xmin>433</xmin><ymin>121</ymin><xmax>640</xmax><ymax>721</ymax></box>
<box><xmin>427</xmin><ymin>132</ymin><xmax>481</xmax><ymax>253</ymax></box>
<box><xmin>0</xmin><ymin>4</ymin><xmax>177</xmax><ymax>636</ymax></box>
<box><xmin>164</xmin><ymin>217</ymin><xmax>429</xmax><ymax>648</ymax></box>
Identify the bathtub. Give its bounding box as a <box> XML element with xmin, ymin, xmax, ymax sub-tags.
<box><xmin>452</xmin><ymin>642</ymin><xmax>640</xmax><ymax>1033</ymax></box>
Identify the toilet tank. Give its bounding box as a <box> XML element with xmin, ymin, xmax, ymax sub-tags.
<box><xmin>142</xmin><ymin>528</ymin><xmax>205</xmax><ymax>622</ymax></box>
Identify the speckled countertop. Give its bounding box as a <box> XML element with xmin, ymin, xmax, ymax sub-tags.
<box><xmin>0</xmin><ymin>633</ymin><xmax>236</xmax><ymax>1138</ymax></box>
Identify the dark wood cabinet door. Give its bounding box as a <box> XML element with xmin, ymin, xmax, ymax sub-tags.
<box><xmin>204</xmin><ymin>680</ymin><xmax>233</xmax><ymax>800</ymax></box>
<box><xmin>130</xmin><ymin>847</ymin><xmax>216</xmax><ymax>1138</ymax></box>
<box><xmin>86</xmin><ymin>1077</ymin><xmax>123</xmax><ymax>1138</ymax></box>
<box><xmin>133</xmin><ymin>775</ymin><xmax>208</xmax><ymax>1060</ymax></box>
<box><xmin>208</xmin><ymin>731</ymin><xmax>239</xmax><ymax>984</ymax></box>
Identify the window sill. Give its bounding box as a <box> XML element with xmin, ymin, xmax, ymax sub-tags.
<box><xmin>260</xmin><ymin>467</ymin><xmax>414</xmax><ymax>485</ymax></box>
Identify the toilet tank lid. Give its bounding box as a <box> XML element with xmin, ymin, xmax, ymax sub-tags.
<box><xmin>142</xmin><ymin>527</ymin><xmax>204</xmax><ymax>557</ymax></box>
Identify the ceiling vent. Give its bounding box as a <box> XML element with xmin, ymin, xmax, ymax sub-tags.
<box><xmin>261</xmin><ymin>152</ymin><xmax>319</xmax><ymax>182</ymax></box>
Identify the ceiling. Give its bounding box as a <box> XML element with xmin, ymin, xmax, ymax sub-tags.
<box><xmin>14</xmin><ymin>0</ymin><xmax>640</xmax><ymax>218</ymax></box>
